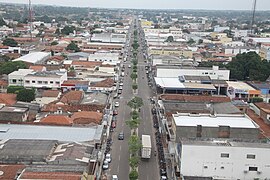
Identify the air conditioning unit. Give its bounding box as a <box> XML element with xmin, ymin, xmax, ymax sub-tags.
<box><xmin>244</xmin><ymin>170</ymin><xmax>248</xmax><ymax>173</ymax></box>
<box><xmin>257</xmin><ymin>171</ymin><xmax>262</xmax><ymax>174</ymax></box>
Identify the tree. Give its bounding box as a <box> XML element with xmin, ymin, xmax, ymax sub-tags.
<box><xmin>61</xmin><ymin>25</ymin><xmax>75</xmax><ymax>35</ymax></box>
<box><xmin>0</xmin><ymin>61</ymin><xmax>27</xmax><ymax>75</ymax></box>
<box><xmin>0</xmin><ymin>54</ymin><xmax>10</xmax><ymax>62</ymax></box>
<box><xmin>166</xmin><ymin>36</ymin><xmax>174</xmax><ymax>42</ymax></box>
<box><xmin>226</xmin><ymin>52</ymin><xmax>270</xmax><ymax>81</ymax></box>
<box><xmin>126</xmin><ymin>118</ymin><xmax>140</xmax><ymax>131</ymax></box>
<box><xmin>66</xmin><ymin>42</ymin><xmax>80</xmax><ymax>52</ymax></box>
<box><xmin>132</xmin><ymin>83</ymin><xmax>138</xmax><ymax>91</ymax></box>
<box><xmin>198</xmin><ymin>39</ymin><xmax>204</xmax><ymax>44</ymax></box>
<box><xmin>130</xmin><ymin>110</ymin><xmax>139</xmax><ymax>120</ymax></box>
<box><xmin>0</xmin><ymin>17</ymin><xmax>6</xmax><ymax>26</ymax></box>
<box><xmin>16</xmin><ymin>88</ymin><xmax>35</xmax><ymax>102</ymax></box>
<box><xmin>187</xmin><ymin>38</ymin><xmax>195</xmax><ymax>45</ymax></box>
<box><xmin>128</xmin><ymin>96</ymin><xmax>144</xmax><ymax>110</ymax></box>
<box><xmin>7</xmin><ymin>86</ymin><xmax>24</xmax><ymax>94</ymax></box>
<box><xmin>3</xmin><ymin>38</ymin><xmax>18</xmax><ymax>47</ymax></box>
<box><xmin>128</xmin><ymin>135</ymin><xmax>142</xmax><ymax>155</ymax></box>
<box><xmin>51</xmin><ymin>41</ymin><xmax>58</xmax><ymax>46</ymax></box>
<box><xmin>55</xmin><ymin>28</ymin><xmax>61</xmax><ymax>35</ymax></box>
<box><xmin>130</xmin><ymin>73</ymin><xmax>138</xmax><ymax>81</ymax></box>
<box><xmin>129</xmin><ymin>170</ymin><xmax>139</xmax><ymax>180</ymax></box>
<box><xmin>129</xmin><ymin>156</ymin><xmax>139</xmax><ymax>169</ymax></box>
<box><xmin>250</xmin><ymin>97</ymin><xmax>264</xmax><ymax>103</ymax></box>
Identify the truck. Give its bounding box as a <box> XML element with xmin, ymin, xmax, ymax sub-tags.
<box><xmin>141</xmin><ymin>135</ymin><xmax>151</xmax><ymax>159</ymax></box>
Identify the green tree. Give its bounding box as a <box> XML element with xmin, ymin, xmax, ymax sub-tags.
<box><xmin>130</xmin><ymin>73</ymin><xmax>138</xmax><ymax>81</ymax></box>
<box><xmin>51</xmin><ymin>41</ymin><xmax>58</xmax><ymax>46</ymax></box>
<box><xmin>129</xmin><ymin>156</ymin><xmax>139</xmax><ymax>169</ymax></box>
<box><xmin>0</xmin><ymin>61</ymin><xmax>27</xmax><ymax>75</ymax></box>
<box><xmin>187</xmin><ymin>38</ymin><xmax>195</xmax><ymax>45</ymax></box>
<box><xmin>3</xmin><ymin>38</ymin><xmax>18</xmax><ymax>47</ymax></box>
<box><xmin>66</xmin><ymin>42</ymin><xmax>80</xmax><ymax>52</ymax></box>
<box><xmin>130</xmin><ymin>110</ymin><xmax>139</xmax><ymax>120</ymax></box>
<box><xmin>250</xmin><ymin>97</ymin><xmax>264</xmax><ymax>103</ymax></box>
<box><xmin>126</xmin><ymin>118</ymin><xmax>140</xmax><ymax>131</ymax></box>
<box><xmin>0</xmin><ymin>54</ymin><xmax>11</xmax><ymax>62</ymax></box>
<box><xmin>132</xmin><ymin>83</ymin><xmax>138</xmax><ymax>91</ymax></box>
<box><xmin>7</xmin><ymin>86</ymin><xmax>24</xmax><ymax>94</ymax></box>
<box><xmin>61</xmin><ymin>25</ymin><xmax>75</xmax><ymax>35</ymax></box>
<box><xmin>129</xmin><ymin>170</ymin><xmax>139</xmax><ymax>180</ymax></box>
<box><xmin>166</xmin><ymin>36</ymin><xmax>174</xmax><ymax>42</ymax></box>
<box><xmin>0</xmin><ymin>17</ymin><xmax>6</xmax><ymax>26</ymax></box>
<box><xmin>128</xmin><ymin>96</ymin><xmax>144</xmax><ymax>110</ymax></box>
<box><xmin>16</xmin><ymin>88</ymin><xmax>35</xmax><ymax>102</ymax></box>
<box><xmin>128</xmin><ymin>135</ymin><xmax>142</xmax><ymax>155</ymax></box>
<box><xmin>198</xmin><ymin>39</ymin><xmax>203</xmax><ymax>44</ymax></box>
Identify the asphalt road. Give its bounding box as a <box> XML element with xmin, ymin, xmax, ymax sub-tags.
<box><xmin>104</xmin><ymin>19</ymin><xmax>159</xmax><ymax>180</ymax></box>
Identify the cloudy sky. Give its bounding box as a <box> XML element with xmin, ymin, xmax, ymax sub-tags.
<box><xmin>0</xmin><ymin>0</ymin><xmax>270</xmax><ymax>10</ymax></box>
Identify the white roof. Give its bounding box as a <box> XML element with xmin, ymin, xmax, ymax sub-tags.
<box><xmin>8</xmin><ymin>69</ymin><xmax>33</xmax><ymax>76</ymax></box>
<box><xmin>173</xmin><ymin>114</ymin><xmax>258</xmax><ymax>129</ymax></box>
<box><xmin>13</xmin><ymin>52</ymin><xmax>50</xmax><ymax>64</ymax></box>
<box><xmin>226</xmin><ymin>81</ymin><xmax>256</xmax><ymax>91</ymax></box>
<box><xmin>155</xmin><ymin>77</ymin><xmax>185</xmax><ymax>89</ymax></box>
<box><xmin>0</xmin><ymin>124</ymin><xmax>103</xmax><ymax>142</ymax></box>
<box><xmin>142</xmin><ymin>135</ymin><xmax>151</xmax><ymax>148</ymax></box>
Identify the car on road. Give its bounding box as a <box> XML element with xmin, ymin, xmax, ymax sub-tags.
<box><xmin>119</xmin><ymin>82</ymin><xmax>123</xmax><ymax>86</ymax></box>
<box><xmin>119</xmin><ymin>86</ymin><xmax>123</xmax><ymax>90</ymax></box>
<box><xmin>161</xmin><ymin>176</ymin><xmax>167</xmax><ymax>180</ymax></box>
<box><xmin>105</xmin><ymin>153</ymin><xmax>111</xmax><ymax>163</ymax></box>
<box><xmin>102</xmin><ymin>160</ymin><xmax>109</xmax><ymax>170</ymax></box>
<box><xmin>113</xmin><ymin>109</ymin><xmax>118</xmax><ymax>115</ymax></box>
<box><xmin>111</xmin><ymin>121</ymin><xmax>116</xmax><ymax>128</ymax></box>
<box><xmin>112</xmin><ymin>175</ymin><xmax>118</xmax><ymax>180</ymax></box>
<box><xmin>114</xmin><ymin>102</ymin><xmax>119</xmax><ymax>107</ymax></box>
<box><xmin>118</xmin><ymin>132</ymin><xmax>124</xmax><ymax>140</ymax></box>
<box><xmin>128</xmin><ymin>65</ymin><xmax>131</xmax><ymax>68</ymax></box>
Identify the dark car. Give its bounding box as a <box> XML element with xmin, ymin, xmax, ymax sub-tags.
<box><xmin>113</xmin><ymin>109</ymin><xmax>118</xmax><ymax>115</ymax></box>
<box><xmin>118</xmin><ymin>132</ymin><xmax>124</xmax><ymax>140</ymax></box>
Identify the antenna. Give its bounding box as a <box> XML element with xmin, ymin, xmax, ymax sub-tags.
<box><xmin>28</xmin><ymin>0</ymin><xmax>33</xmax><ymax>41</ymax></box>
<box><xmin>250</xmin><ymin>0</ymin><xmax>257</xmax><ymax>35</ymax></box>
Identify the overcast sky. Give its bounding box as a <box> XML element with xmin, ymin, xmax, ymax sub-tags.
<box><xmin>0</xmin><ymin>0</ymin><xmax>270</xmax><ymax>10</ymax></box>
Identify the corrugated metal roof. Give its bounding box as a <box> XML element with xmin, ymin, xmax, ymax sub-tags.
<box><xmin>0</xmin><ymin>124</ymin><xmax>103</xmax><ymax>142</ymax></box>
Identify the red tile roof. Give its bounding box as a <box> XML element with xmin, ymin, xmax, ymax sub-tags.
<box><xmin>60</xmin><ymin>91</ymin><xmax>83</xmax><ymax>104</ymax></box>
<box><xmin>159</xmin><ymin>94</ymin><xmax>231</xmax><ymax>103</ymax></box>
<box><xmin>49</xmin><ymin>55</ymin><xmax>65</xmax><ymax>61</ymax></box>
<box><xmin>40</xmin><ymin>114</ymin><xmax>73</xmax><ymax>125</ymax></box>
<box><xmin>0</xmin><ymin>164</ymin><xmax>25</xmax><ymax>179</ymax></box>
<box><xmin>91</xmin><ymin>78</ymin><xmax>114</xmax><ymax>88</ymax></box>
<box><xmin>29</xmin><ymin>65</ymin><xmax>46</xmax><ymax>72</ymax></box>
<box><xmin>42</xmin><ymin>90</ymin><xmax>60</xmax><ymax>97</ymax></box>
<box><xmin>72</xmin><ymin>111</ymin><xmax>103</xmax><ymax>125</ymax></box>
<box><xmin>20</xmin><ymin>171</ymin><xmax>82</xmax><ymax>180</ymax></box>
<box><xmin>255</xmin><ymin>102</ymin><xmax>270</xmax><ymax>114</ymax></box>
<box><xmin>0</xmin><ymin>93</ymin><xmax>17</xmax><ymax>105</ymax></box>
<box><xmin>71</xmin><ymin>61</ymin><xmax>102</xmax><ymax>68</ymax></box>
<box><xmin>42</xmin><ymin>104</ymin><xmax>105</xmax><ymax>113</ymax></box>
<box><xmin>62</xmin><ymin>80</ymin><xmax>89</xmax><ymax>86</ymax></box>
<box><xmin>0</xmin><ymin>80</ymin><xmax>8</xmax><ymax>87</ymax></box>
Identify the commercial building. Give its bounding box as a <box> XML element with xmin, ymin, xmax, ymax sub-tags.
<box><xmin>178</xmin><ymin>139</ymin><xmax>270</xmax><ymax>179</ymax></box>
<box><xmin>0</xmin><ymin>106</ymin><xmax>29</xmax><ymax>122</ymax></box>
<box><xmin>13</xmin><ymin>52</ymin><xmax>50</xmax><ymax>65</ymax></box>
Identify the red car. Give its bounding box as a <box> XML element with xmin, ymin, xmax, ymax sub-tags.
<box><xmin>113</xmin><ymin>110</ymin><xmax>118</xmax><ymax>115</ymax></box>
<box><xmin>111</xmin><ymin>121</ymin><xmax>116</xmax><ymax>128</ymax></box>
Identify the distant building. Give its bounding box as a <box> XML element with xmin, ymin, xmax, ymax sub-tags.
<box><xmin>0</xmin><ymin>106</ymin><xmax>29</xmax><ymax>122</ymax></box>
<box><xmin>13</xmin><ymin>52</ymin><xmax>50</xmax><ymax>65</ymax></box>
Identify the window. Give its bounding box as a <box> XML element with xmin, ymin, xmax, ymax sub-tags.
<box><xmin>12</xmin><ymin>79</ymin><xmax>16</xmax><ymax>83</ymax></box>
<box><xmin>247</xmin><ymin>154</ymin><xmax>256</xmax><ymax>159</ymax></box>
<box><xmin>55</xmin><ymin>81</ymin><xmax>60</xmax><ymax>84</ymax></box>
<box><xmin>32</xmin><ymin>80</ymin><xmax>36</xmax><ymax>83</ymax></box>
<box><xmin>205</xmin><ymin>72</ymin><xmax>208</xmax><ymax>75</ymax></box>
<box><xmin>38</xmin><ymin>81</ymin><xmax>42</xmax><ymax>84</ymax></box>
<box><xmin>25</xmin><ymin>80</ymin><xmax>30</xmax><ymax>83</ymax></box>
<box><xmin>221</xmin><ymin>153</ymin><xmax>229</xmax><ymax>158</ymax></box>
<box><xmin>50</xmin><ymin>81</ymin><xmax>54</xmax><ymax>84</ymax></box>
<box><xmin>221</xmin><ymin>166</ymin><xmax>224</xmax><ymax>169</ymax></box>
<box><xmin>249</xmin><ymin>166</ymin><xmax>258</xmax><ymax>171</ymax></box>
<box><xmin>203</xmin><ymin>166</ymin><xmax>208</xmax><ymax>169</ymax></box>
<box><xmin>44</xmin><ymin>81</ymin><xmax>48</xmax><ymax>84</ymax></box>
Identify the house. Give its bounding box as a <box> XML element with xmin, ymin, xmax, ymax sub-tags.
<box><xmin>29</xmin><ymin>65</ymin><xmax>47</xmax><ymax>72</ymax></box>
<box><xmin>59</xmin><ymin>90</ymin><xmax>84</xmax><ymax>105</ymax></box>
<box><xmin>89</xmin><ymin>78</ymin><xmax>115</xmax><ymax>92</ymax></box>
<box><xmin>13</xmin><ymin>52</ymin><xmax>50</xmax><ymax>65</ymax></box>
<box><xmin>71</xmin><ymin>61</ymin><xmax>102</xmax><ymax>71</ymax></box>
<box><xmin>254</xmin><ymin>102</ymin><xmax>270</xmax><ymax>124</ymax></box>
<box><xmin>248</xmin><ymin>82</ymin><xmax>270</xmax><ymax>103</ymax></box>
<box><xmin>8</xmin><ymin>69</ymin><xmax>34</xmax><ymax>86</ymax></box>
<box><xmin>177</xmin><ymin>139</ymin><xmax>270</xmax><ymax>179</ymax></box>
<box><xmin>40</xmin><ymin>114</ymin><xmax>73</xmax><ymax>125</ymax></box>
<box><xmin>71</xmin><ymin>111</ymin><xmax>103</xmax><ymax>125</ymax></box>
<box><xmin>61</xmin><ymin>80</ymin><xmax>89</xmax><ymax>92</ymax></box>
<box><xmin>46</xmin><ymin>56</ymin><xmax>65</xmax><ymax>65</ymax></box>
<box><xmin>88</xmin><ymin>51</ymin><xmax>120</xmax><ymax>65</ymax></box>
<box><xmin>227</xmin><ymin>81</ymin><xmax>261</xmax><ymax>102</ymax></box>
<box><xmin>81</xmin><ymin>42</ymin><xmax>124</xmax><ymax>53</ymax></box>
<box><xmin>0</xmin><ymin>93</ymin><xmax>17</xmax><ymax>105</ymax></box>
<box><xmin>0</xmin><ymin>165</ymin><xmax>26</xmax><ymax>179</ymax></box>
<box><xmin>67</xmin><ymin>52</ymin><xmax>90</xmax><ymax>61</ymax></box>
<box><xmin>35</xmin><ymin>90</ymin><xmax>61</xmax><ymax>105</ymax></box>
<box><xmin>0</xmin><ymin>106</ymin><xmax>29</xmax><ymax>122</ymax></box>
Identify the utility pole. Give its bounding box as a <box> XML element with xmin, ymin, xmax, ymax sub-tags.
<box><xmin>28</xmin><ymin>0</ymin><xmax>33</xmax><ymax>41</ymax></box>
<box><xmin>250</xmin><ymin>0</ymin><xmax>257</xmax><ymax>35</ymax></box>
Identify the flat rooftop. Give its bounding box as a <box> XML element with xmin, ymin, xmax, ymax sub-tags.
<box><xmin>181</xmin><ymin>139</ymin><xmax>270</xmax><ymax>149</ymax></box>
<box><xmin>0</xmin><ymin>124</ymin><xmax>103</xmax><ymax>143</ymax></box>
<box><xmin>173</xmin><ymin>114</ymin><xmax>258</xmax><ymax>129</ymax></box>
<box><xmin>226</xmin><ymin>81</ymin><xmax>256</xmax><ymax>91</ymax></box>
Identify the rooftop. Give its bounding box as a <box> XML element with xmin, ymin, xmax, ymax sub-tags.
<box><xmin>13</xmin><ymin>52</ymin><xmax>50</xmax><ymax>64</ymax></box>
<box><xmin>0</xmin><ymin>93</ymin><xmax>17</xmax><ymax>105</ymax></box>
<box><xmin>0</xmin><ymin>164</ymin><xmax>25</xmax><ymax>179</ymax></box>
<box><xmin>40</xmin><ymin>114</ymin><xmax>73</xmax><ymax>125</ymax></box>
<box><xmin>0</xmin><ymin>124</ymin><xmax>103</xmax><ymax>142</ymax></box>
<box><xmin>226</xmin><ymin>81</ymin><xmax>256</xmax><ymax>91</ymax></box>
<box><xmin>72</xmin><ymin>111</ymin><xmax>103</xmax><ymax>125</ymax></box>
<box><xmin>0</xmin><ymin>106</ymin><xmax>28</xmax><ymax>112</ymax></box>
<box><xmin>160</xmin><ymin>94</ymin><xmax>230</xmax><ymax>103</ymax></box>
<box><xmin>173</xmin><ymin>113</ymin><xmax>258</xmax><ymax>129</ymax></box>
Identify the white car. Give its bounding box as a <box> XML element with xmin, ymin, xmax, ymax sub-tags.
<box><xmin>128</xmin><ymin>65</ymin><xmax>131</xmax><ymax>68</ymax></box>
<box><xmin>102</xmin><ymin>160</ymin><xmax>109</xmax><ymax>170</ymax></box>
<box><xmin>114</xmin><ymin>102</ymin><xmax>120</xmax><ymax>107</ymax></box>
<box><xmin>112</xmin><ymin>175</ymin><xmax>118</xmax><ymax>180</ymax></box>
<box><xmin>105</xmin><ymin>153</ymin><xmax>112</xmax><ymax>163</ymax></box>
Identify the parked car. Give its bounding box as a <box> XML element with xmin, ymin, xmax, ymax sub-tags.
<box><xmin>105</xmin><ymin>154</ymin><xmax>111</xmax><ymax>163</ymax></box>
<box><xmin>102</xmin><ymin>160</ymin><xmax>109</xmax><ymax>170</ymax></box>
<box><xmin>113</xmin><ymin>109</ymin><xmax>118</xmax><ymax>115</ymax></box>
<box><xmin>118</xmin><ymin>132</ymin><xmax>124</xmax><ymax>140</ymax></box>
<box><xmin>112</xmin><ymin>175</ymin><xmax>118</xmax><ymax>180</ymax></box>
<box><xmin>111</xmin><ymin>121</ymin><xmax>116</xmax><ymax>128</ymax></box>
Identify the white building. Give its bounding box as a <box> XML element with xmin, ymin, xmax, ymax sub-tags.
<box><xmin>88</xmin><ymin>51</ymin><xmax>120</xmax><ymax>65</ymax></box>
<box><xmin>156</xmin><ymin>65</ymin><xmax>230</xmax><ymax>80</ymax></box>
<box><xmin>8</xmin><ymin>69</ymin><xmax>67</xmax><ymax>89</ymax></box>
<box><xmin>214</xmin><ymin>25</ymin><xmax>230</xmax><ymax>32</ymax></box>
<box><xmin>224</xmin><ymin>46</ymin><xmax>259</xmax><ymax>55</ymax></box>
<box><xmin>91</xmin><ymin>33</ymin><xmax>126</xmax><ymax>43</ymax></box>
<box><xmin>233</xmin><ymin>29</ymin><xmax>249</xmax><ymax>39</ymax></box>
<box><xmin>13</xmin><ymin>52</ymin><xmax>50</xmax><ymax>64</ymax></box>
<box><xmin>179</xmin><ymin>139</ymin><xmax>270</xmax><ymax>179</ymax></box>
